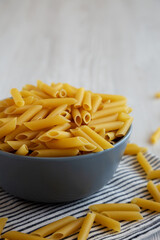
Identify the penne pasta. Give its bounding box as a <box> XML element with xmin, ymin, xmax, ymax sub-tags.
<box><xmin>0</xmin><ymin>118</ymin><xmax>17</xmax><ymax>139</ymax></box>
<box><xmin>47</xmin><ymin>104</ymin><xmax>67</xmax><ymax>118</ymax></box>
<box><xmin>80</xmin><ymin>109</ymin><xmax>91</xmax><ymax>124</ymax></box>
<box><xmin>31</xmin><ymin>216</ymin><xmax>76</xmax><ymax>237</ymax></box>
<box><xmin>78</xmin><ymin>213</ymin><xmax>96</xmax><ymax>240</ymax></box>
<box><xmin>4</xmin><ymin>125</ymin><xmax>28</xmax><ymax>142</ymax></box>
<box><xmin>102</xmin><ymin>211</ymin><xmax>143</xmax><ymax>221</ymax></box>
<box><xmin>102</xmin><ymin>99</ymin><xmax>127</xmax><ymax>109</ymax></box>
<box><xmin>0</xmin><ymin>217</ymin><xmax>8</xmax><ymax>235</ymax></box>
<box><xmin>70</xmin><ymin>128</ymin><xmax>103</xmax><ymax>152</ymax></box>
<box><xmin>15</xmin><ymin>131</ymin><xmax>39</xmax><ymax>140</ymax></box>
<box><xmin>51</xmin><ymin>217</ymin><xmax>84</xmax><ymax>239</ymax></box>
<box><xmin>91</xmin><ymin>121</ymin><xmax>124</xmax><ymax>132</ymax></box>
<box><xmin>39</xmin><ymin>130</ymin><xmax>72</xmax><ymax>142</ymax></box>
<box><xmin>124</xmin><ymin>143</ymin><xmax>148</xmax><ymax>155</ymax></box>
<box><xmin>37</xmin><ymin>80</ymin><xmax>61</xmax><ymax>97</ymax></box>
<box><xmin>24</xmin><ymin>115</ymin><xmax>69</xmax><ymax>130</ymax></box>
<box><xmin>157</xmin><ymin>184</ymin><xmax>160</xmax><ymax>192</ymax></box>
<box><xmin>116</xmin><ymin>117</ymin><xmax>133</xmax><ymax>137</ymax></box>
<box><xmin>10</xmin><ymin>88</ymin><xmax>25</xmax><ymax>107</ymax></box>
<box><xmin>89</xmin><ymin>203</ymin><xmax>140</xmax><ymax>212</ymax></box>
<box><xmin>34</xmin><ymin>98</ymin><xmax>77</xmax><ymax>108</ymax></box>
<box><xmin>105</xmin><ymin>131</ymin><xmax>116</xmax><ymax>141</ymax></box>
<box><xmin>46</xmin><ymin>137</ymin><xmax>91</xmax><ymax>149</ymax></box>
<box><xmin>59</xmin><ymin>88</ymin><xmax>67</xmax><ymax>98</ymax></box>
<box><xmin>150</xmin><ymin>127</ymin><xmax>160</xmax><ymax>144</ymax></box>
<box><xmin>83</xmin><ymin>91</ymin><xmax>92</xmax><ymax>111</ymax></box>
<box><xmin>131</xmin><ymin>198</ymin><xmax>160</xmax><ymax>212</ymax></box>
<box><xmin>4</xmin><ymin>105</ymin><xmax>33</xmax><ymax>115</ymax></box>
<box><xmin>94</xmin><ymin>212</ymin><xmax>120</xmax><ymax>232</ymax></box>
<box><xmin>72</xmin><ymin>108</ymin><xmax>82</xmax><ymax>126</ymax></box>
<box><xmin>80</xmin><ymin>126</ymin><xmax>113</xmax><ymax>149</ymax></box>
<box><xmin>63</xmin><ymin>83</ymin><xmax>77</xmax><ymax>97</ymax></box>
<box><xmin>98</xmin><ymin>129</ymin><xmax>106</xmax><ymax>138</ymax></box>
<box><xmin>88</xmin><ymin>113</ymin><xmax>118</xmax><ymax>126</ymax></box>
<box><xmin>17</xmin><ymin>105</ymin><xmax>42</xmax><ymax>125</ymax></box>
<box><xmin>31</xmin><ymin>109</ymin><xmax>50</xmax><ymax>121</ymax></box>
<box><xmin>97</xmin><ymin>93</ymin><xmax>127</xmax><ymax>102</ymax></box>
<box><xmin>92</xmin><ymin>106</ymin><xmax>128</xmax><ymax>119</ymax></box>
<box><xmin>137</xmin><ymin>152</ymin><xmax>152</xmax><ymax>175</ymax></box>
<box><xmin>29</xmin><ymin>140</ymin><xmax>47</xmax><ymax>151</ymax></box>
<box><xmin>2</xmin><ymin>231</ymin><xmax>47</xmax><ymax>240</ymax></box>
<box><xmin>74</xmin><ymin>88</ymin><xmax>85</xmax><ymax>108</ymax></box>
<box><xmin>118</xmin><ymin>112</ymin><xmax>132</xmax><ymax>121</ymax></box>
<box><xmin>7</xmin><ymin>140</ymin><xmax>31</xmax><ymax>150</ymax></box>
<box><xmin>23</xmin><ymin>96</ymin><xmax>36</xmax><ymax>105</ymax></box>
<box><xmin>16</xmin><ymin>144</ymin><xmax>29</xmax><ymax>156</ymax></box>
<box><xmin>30</xmin><ymin>148</ymin><xmax>79</xmax><ymax>157</ymax></box>
<box><xmin>147</xmin><ymin>181</ymin><xmax>160</xmax><ymax>202</ymax></box>
<box><xmin>0</xmin><ymin>117</ymin><xmax>14</xmax><ymax>127</ymax></box>
<box><xmin>91</xmin><ymin>94</ymin><xmax>102</xmax><ymax>113</ymax></box>
<box><xmin>147</xmin><ymin>170</ymin><xmax>160</xmax><ymax>180</ymax></box>
<box><xmin>0</xmin><ymin>142</ymin><xmax>13</xmax><ymax>152</ymax></box>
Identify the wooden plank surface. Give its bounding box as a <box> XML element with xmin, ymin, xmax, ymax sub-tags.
<box><xmin>0</xmin><ymin>0</ymin><xmax>160</xmax><ymax>238</ymax></box>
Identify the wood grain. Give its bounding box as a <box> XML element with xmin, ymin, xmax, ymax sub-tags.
<box><xmin>0</xmin><ymin>0</ymin><xmax>159</xmax><ymax>237</ymax></box>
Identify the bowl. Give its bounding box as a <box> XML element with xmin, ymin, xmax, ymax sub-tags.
<box><xmin>0</xmin><ymin>127</ymin><xmax>131</xmax><ymax>203</ymax></box>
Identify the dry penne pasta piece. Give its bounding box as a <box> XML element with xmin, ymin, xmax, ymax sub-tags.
<box><xmin>78</xmin><ymin>213</ymin><xmax>96</xmax><ymax>240</ymax></box>
<box><xmin>7</xmin><ymin>140</ymin><xmax>31</xmax><ymax>150</ymax></box>
<box><xmin>24</xmin><ymin>115</ymin><xmax>69</xmax><ymax>130</ymax></box>
<box><xmin>147</xmin><ymin>170</ymin><xmax>160</xmax><ymax>180</ymax></box>
<box><xmin>150</xmin><ymin>127</ymin><xmax>160</xmax><ymax>144</ymax></box>
<box><xmin>137</xmin><ymin>152</ymin><xmax>152</xmax><ymax>175</ymax></box>
<box><xmin>46</xmin><ymin>137</ymin><xmax>90</xmax><ymax>149</ymax></box>
<box><xmin>47</xmin><ymin>104</ymin><xmax>67</xmax><ymax>118</ymax></box>
<box><xmin>23</xmin><ymin>84</ymin><xmax>38</xmax><ymax>91</ymax></box>
<box><xmin>91</xmin><ymin>94</ymin><xmax>102</xmax><ymax>113</ymax></box>
<box><xmin>63</xmin><ymin>83</ymin><xmax>77</xmax><ymax>97</ymax></box>
<box><xmin>16</xmin><ymin>131</ymin><xmax>39</xmax><ymax>140</ymax></box>
<box><xmin>147</xmin><ymin>181</ymin><xmax>160</xmax><ymax>202</ymax></box>
<box><xmin>89</xmin><ymin>203</ymin><xmax>140</xmax><ymax>212</ymax></box>
<box><xmin>91</xmin><ymin>121</ymin><xmax>124</xmax><ymax>132</ymax></box>
<box><xmin>37</xmin><ymin>80</ymin><xmax>60</xmax><ymax>97</ymax></box>
<box><xmin>31</xmin><ymin>216</ymin><xmax>76</xmax><ymax>237</ymax></box>
<box><xmin>0</xmin><ymin>117</ymin><xmax>14</xmax><ymax>126</ymax></box>
<box><xmin>105</xmin><ymin>131</ymin><xmax>116</xmax><ymax>141</ymax></box>
<box><xmin>80</xmin><ymin>109</ymin><xmax>91</xmax><ymax>124</ymax></box>
<box><xmin>31</xmin><ymin>109</ymin><xmax>50</xmax><ymax>121</ymax></box>
<box><xmin>78</xmin><ymin>141</ymin><xmax>97</xmax><ymax>151</ymax></box>
<box><xmin>31</xmin><ymin>148</ymin><xmax>79</xmax><ymax>157</ymax></box>
<box><xmin>0</xmin><ymin>217</ymin><xmax>8</xmax><ymax>235</ymax></box>
<box><xmin>51</xmin><ymin>217</ymin><xmax>84</xmax><ymax>239</ymax></box>
<box><xmin>0</xmin><ymin>112</ymin><xmax>7</xmax><ymax>118</ymax></box>
<box><xmin>74</xmin><ymin>88</ymin><xmax>85</xmax><ymax>108</ymax></box>
<box><xmin>92</xmin><ymin>106</ymin><xmax>128</xmax><ymax>119</ymax></box>
<box><xmin>155</xmin><ymin>92</ymin><xmax>160</xmax><ymax>98</ymax></box>
<box><xmin>4</xmin><ymin>105</ymin><xmax>32</xmax><ymax>115</ymax></box>
<box><xmin>71</xmin><ymin>128</ymin><xmax>103</xmax><ymax>152</ymax></box>
<box><xmin>89</xmin><ymin>113</ymin><xmax>118</xmax><ymax>126</ymax></box>
<box><xmin>48</xmin><ymin>123</ymin><xmax>71</xmax><ymax>131</ymax></box>
<box><xmin>2</xmin><ymin>231</ymin><xmax>47</xmax><ymax>240</ymax></box>
<box><xmin>17</xmin><ymin>105</ymin><xmax>42</xmax><ymax>125</ymax></box>
<box><xmin>10</xmin><ymin>88</ymin><xmax>25</xmax><ymax>107</ymax></box>
<box><xmin>102</xmin><ymin>211</ymin><xmax>143</xmax><ymax>221</ymax></box>
<box><xmin>98</xmin><ymin>129</ymin><xmax>106</xmax><ymax>138</ymax></box>
<box><xmin>83</xmin><ymin>91</ymin><xmax>92</xmax><ymax>111</ymax></box>
<box><xmin>3</xmin><ymin>98</ymin><xmax>14</xmax><ymax>106</ymax></box>
<box><xmin>35</xmin><ymin>98</ymin><xmax>77</xmax><ymax>108</ymax></box>
<box><xmin>124</xmin><ymin>143</ymin><xmax>148</xmax><ymax>155</ymax></box>
<box><xmin>97</xmin><ymin>93</ymin><xmax>127</xmax><ymax>102</ymax></box>
<box><xmin>16</xmin><ymin>144</ymin><xmax>29</xmax><ymax>156</ymax></box>
<box><xmin>80</xmin><ymin>126</ymin><xmax>113</xmax><ymax>149</ymax></box>
<box><xmin>0</xmin><ymin>143</ymin><xmax>13</xmax><ymax>152</ymax></box>
<box><xmin>116</xmin><ymin>118</ymin><xmax>133</xmax><ymax>137</ymax></box>
<box><xmin>0</xmin><ymin>118</ymin><xmax>17</xmax><ymax>139</ymax></box>
<box><xmin>59</xmin><ymin>89</ymin><xmax>67</xmax><ymax>98</ymax></box>
<box><xmin>21</xmin><ymin>90</ymin><xmax>33</xmax><ymax>97</ymax></box>
<box><xmin>94</xmin><ymin>212</ymin><xmax>120</xmax><ymax>232</ymax></box>
<box><xmin>131</xmin><ymin>198</ymin><xmax>160</xmax><ymax>212</ymax></box>
<box><xmin>4</xmin><ymin>125</ymin><xmax>28</xmax><ymax>142</ymax></box>
<box><xmin>39</xmin><ymin>130</ymin><xmax>72</xmax><ymax>142</ymax></box>
<box><xmin>118</xmin><ymin>112</ymin><xmax>132</xmax><ymax>121</ymax></box>
<box><xmin>72</xmin><ymin>108</ymin><xmax>82</xmax><ymax>126</ymax></box>
<box><xmin>29</xmin><ymin>140</ymin><xmax>47</xmax><ymax>151</ymax></box>
<box><xmin>102</xmin><ymin>99</ymin><xmax>127</xmax><ymax>109</ymax></box>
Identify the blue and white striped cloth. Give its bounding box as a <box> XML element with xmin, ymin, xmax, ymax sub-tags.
<box><xmin>0</xmin><ymin>153</ymin><xmax>160</xmax><ymax>240</ymax></box>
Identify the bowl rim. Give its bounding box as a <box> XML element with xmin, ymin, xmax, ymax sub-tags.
<box><xmin>0</xmin><ymin>125</ymin><xmax>132</xmax><ymax>162</ymax></box>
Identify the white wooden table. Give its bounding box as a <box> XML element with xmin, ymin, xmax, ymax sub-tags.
<box><xmin>0</xmin><ymin>0</ymin><xmax>159</xmax><ymax>239</ymax></box>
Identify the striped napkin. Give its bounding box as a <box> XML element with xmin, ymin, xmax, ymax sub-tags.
<box><xmin>0</xmin><ymin>153</ymin><xmax>160</xmax><ymax>240</ymax></box>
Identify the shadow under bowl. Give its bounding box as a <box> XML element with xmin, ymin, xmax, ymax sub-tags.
<box><xmin>0</xmin><ymin>127</ymin><xmax>132</xmax><ymax>203</ymax></box>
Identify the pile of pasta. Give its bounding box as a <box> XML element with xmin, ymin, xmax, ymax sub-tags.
<box><xmin>150</xmin><ymin>92</ymin><xmax>160</xmax><ymax>144</ymax></box>
<box><xmin>0</xmin><ymin>81</ymin><xmax>133</xmax><ymax>157</ymax></box>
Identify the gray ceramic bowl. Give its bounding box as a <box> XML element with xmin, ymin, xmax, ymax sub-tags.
<box><xmin>0</xmin><ymin>127</ymin><xmax>131</xmax><ymax>203</ymax></box>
